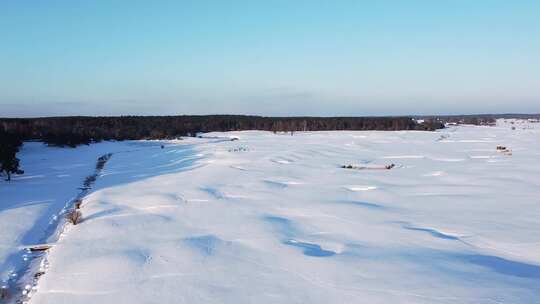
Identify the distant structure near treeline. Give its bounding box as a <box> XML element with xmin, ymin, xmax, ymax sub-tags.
<box><xmin>0</xmin><ymin>115</ymin><xmax>442</xmax><ymax>146</ymax></box>
<box><xmin>415</xmin><ymin>113</ymin><xmax>540</xmax><ymax>126</ymax></box>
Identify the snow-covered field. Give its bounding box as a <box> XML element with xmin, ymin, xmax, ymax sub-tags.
<box><xmin>2</xmin><ymin>119</ymin><xmax>540</xmax><ymax>303</ymax></box>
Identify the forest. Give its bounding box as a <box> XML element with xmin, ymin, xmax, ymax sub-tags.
<box><xmin>0</xmin><ymin>115</ymin><xmax>441</xmax><ymax>143</ymax></box>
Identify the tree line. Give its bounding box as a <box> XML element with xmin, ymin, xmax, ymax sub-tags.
<box><xmin>415</xmin><ymin>115</ymin><xmax>499</xmax><ymax>126</ymax></box>
<box><xmin>1</xmin><ymin>115</ymin><xmax>441</xmax><ymax>143</ymax></box>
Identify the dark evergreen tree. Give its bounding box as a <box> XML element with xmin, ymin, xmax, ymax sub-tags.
<box><xmin>0</xmin><ymin>130</ymin><xmax>24</xmax><ymax>181</ymax></box>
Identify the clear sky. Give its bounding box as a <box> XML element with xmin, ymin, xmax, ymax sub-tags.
<box><xmin>1</xmin><ymin>0</ymin><xmax>539</xmax><ymax>117</ymax></box>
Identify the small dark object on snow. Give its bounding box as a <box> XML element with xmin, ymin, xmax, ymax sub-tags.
<box><xmin>28</xmin><ymin>244</ymin><xmax>52</xmax><ymax>252</ymax></box>
<box><xmin>231</xmin><ymin>138</ymin><xmax>239</xmax><ymax>141</ymax></box>
<box><xmin>34</xmin><ymin>271</ymin><xmax>45</xmax><ymax>279</ymax></box>
<box><xmin>228</xmin><ymin>147</ymin><xmax>248</xmax><ymax>152</ymax></box>
<box><xmin>1</xmin><ymin>287</ymin><xmax>8</xmax><ymax>300</ymax></box>
<box><xmin>161</xmin><ymin>145</ymin><xmax>165</xmax><ymax>149</ymax></box>
<box><xmin>496</xmin><ymin>145</ymin><xmax>512</xmax><ymax>155</ymax></box>
<box><xmin>66</xmin><ymin>209</ymin><xmax>82</xmax><ymax>225</ymax></box>
<box><xmin>342</xmin><ymin>163</ymin><xmax>395</xmax><ymax>170</ymax></box>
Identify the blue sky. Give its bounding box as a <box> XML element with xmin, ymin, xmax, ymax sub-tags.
<box><xmin>1</xmin><ymin>0</ymin><xmax>538</xmax><ymax>117</ymax></box>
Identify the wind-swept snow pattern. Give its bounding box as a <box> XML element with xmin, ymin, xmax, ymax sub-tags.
<box><xmin>1</xmin><ymin>120</ymin><xmax>540</xmax><ymax>303</ymax></box>
<box><xmin>0</xmin><ymin>140</ymin><xmax>199</xmax><ymax>303</ymax></box>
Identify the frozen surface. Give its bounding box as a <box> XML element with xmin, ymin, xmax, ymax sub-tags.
<box><xmin>2</xmin><ymin>120</ymin><xmax>540</xmax><ymax>303</ymax></box>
